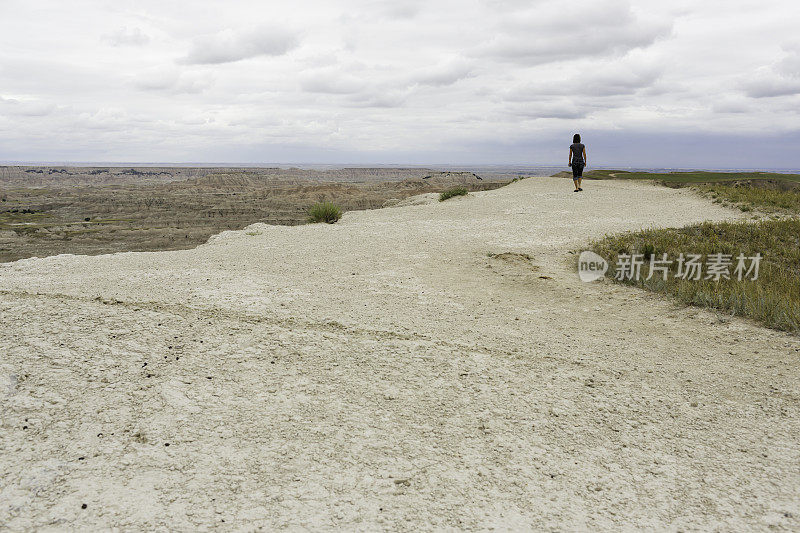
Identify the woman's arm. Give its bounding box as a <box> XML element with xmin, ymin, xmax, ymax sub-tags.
<box><xmin>582</xmin><ymin>147</ymin><xmax>587</xmax><ymax>166</ymax></box>
<box><xmin>569</xmin><ymin>147</ymin><xmax>573</xmax><ymax>165</ymax></box>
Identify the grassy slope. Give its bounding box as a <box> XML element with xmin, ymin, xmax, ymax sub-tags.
<box><xmin>591</xmin><ymin>220</ymin><xmax>800</xmax><ymax>333</ymax></box>
<box><xmin>586</xmin><ymin>169</ymin><xmax>800</xmax><ymax>185</ymax></box>
<box><xmin>587</xmin><ymin>170</ymin><xmax>800</xmax><ymax>333</ymax></box>
<box><xmin>697</xmin><ymin>184</ymin><xmax>800</xmax><ymax>213</ymax></box>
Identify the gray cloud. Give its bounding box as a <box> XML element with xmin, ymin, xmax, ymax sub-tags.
<box><xmin>346</xmin><ymin>90</ymin><xmax>407</xmax><ymax>108</ymax></box>
<box><xmin>180</xmin><ymin>26</ymin><xmax>300</xmax><ymax>65</ymax></box>
<box><xmin>712</xmin><ymin>98</ymin><xmax>751</xmax><ymax>114</ymax></box>
<box><xmin>299</xmin><ymin>70</ymin><xmax>408</xmax><ymax>107</ymax></box>
<box><xmin>744</xmin><ymin>77</ymin><xmax>800</xmax><ymax>98</ymax></box>
<box><xmin>412</xmin><ymin>60</ymin><xmax>473</xmax><ymax>87</ymax></box>
<box><xmin>475</xmin><ymin>0</ymin><xmax>671</xmax><ymax>65</ymax></box>
<box><xmin>132</xmin><ymin>68</ymin><xmax>213</xmax><ymax>94</ymax></box>
<box><xmin>300</xmin><ymin>69</ymin><xmax>366</xmax><ymax>94</ymax></box>
<box><xmin>342</xmin><ymin>0</ymin><xmax>422</xmax><ymax>22</ymax></box>
<box><xmin>378</xmin><ymin>2</ymin><xmax>420</xmax><ymax>20</ymax></box>
<box><xmin>777</xmin><ymin>47</ymin><xmax>800</xmax><ymax>77</ymax></box>
<box><xmin>103</xmin><ymin>27</ymin><xmax>150</xmax><ymax>47</ymax></box>
<box><xmin>0</xmin><ymin>96</ymin><xmax>56</xmax><ymax>117</ymax></box>
<box><xmin>510</xmin><ymin>102</ymin><xmax>589</xmax><ymax>120</ymax></box>
<box><xmin>743</xmin><ymin>44</ymin><xmax>800</xmax><ymax>98</ymax></box>
<box><xmin>578</xmin><ymin>66</ymin><xmax>661</xmax><ymax>97</ymax></box>
<box><xmin>502</xmin><ymin>60</ymin><xmax>661</xmax><ymax>101</ymax></box>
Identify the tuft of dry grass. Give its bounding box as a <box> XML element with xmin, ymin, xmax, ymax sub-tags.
<box><xmin>307</xmin><ymin>202</ymin><xmax>342</xmax><ymax>224</ymax></box>
<box><xmin>439</xmin><ymin>187</ymin><xmax>468</xmax><ymax>201</ymax></box>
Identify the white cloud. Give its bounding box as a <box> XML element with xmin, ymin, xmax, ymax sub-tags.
<box><xmin>0</xmin><ymin>96</ymin><xmax>56</xmax><ymax>117</ymax></box>
<box><xmin>346</xmin><ymin>89</ymin><xmax>408</xmax><ymax>108</ymax></box>
<box><xmin>373</xmin><ymin>0</ymin><xmax>421</xmax><ymax>20</ymax></box>
<box><xmin>103</xmin><ymin>27</ymin><xmax>150</xmax><ymax>47</ymax></box>
<box><xmin>511</xmin><ymin>101</ymin><xmax>588</xmax><ymax>120</ymax></box>
<box><xmin>412</xmin><ymin>59</ymin><xmax>474</xmax><ymax>87</ymax></box>
<box><xmin>474</xmin><ymin>0</ymin><xmax>672</xmax><ymax>65</ymax></box>
<box><xmin>501</xmin><ymin>56</ymin><xmax>662</xmax><ymax>101</ymax></box>
<box><xmin>744</xmin><ymin>75</ymin><xmax>800</xmax><ymax>98</ymax></box>
<box><xmin>131</xmin><ymin>68</ymin><xmax>213</xmax><ymax>94</ymax></box>
<box><xmin>742</xmin><ymin>43</ymin><xmax>800</xmax><ymax>98</ymax></box>
<box><xmin>712</xmin><ymin>97</ymin><xmax>752</xmax><ymax>114</ymax></box>
<box><xmin>300</xmin><ymin>69</ymin><xmax>366</xmax><ymax>94</ymax></box>
<box><xmin>180</xmin><ymin>26</ymin><xmax>300</xmax><ymax>65</ymax></box>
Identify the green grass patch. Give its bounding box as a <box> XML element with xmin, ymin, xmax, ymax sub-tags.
<box><xmin>307</xmin><ymin>202</ymin><xmax>342</xmax><ymax>224</ymax></box>
<box><xmin>0</xmin><ymin>211</ymin><xmax>50</xmax><ymax>235</ymax></box>
<box><xmin>0</xmin><ymin>211</ymin><xmax>49</xmax><ymax>223</ymax></box>
<box><xmin>439</xmin><ymin>186</ymin><xmax>468</xmax><ymax>201</ymax></box>
<box><xmin>590</xmin><ymin>219</ymin><xmax>800</xmax><ymax>333</ymax></box>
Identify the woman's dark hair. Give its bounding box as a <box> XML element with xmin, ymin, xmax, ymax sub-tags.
<box><xmin>573</xmin><ymin>133</ymin><xmax>581</xmax><ymax>143</ymax></box>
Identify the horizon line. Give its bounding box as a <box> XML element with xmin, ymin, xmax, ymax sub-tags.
<box><xmin>2</xmin><ymin>162</ymin><xmax>800</xmax><ymax>173</ymax></box>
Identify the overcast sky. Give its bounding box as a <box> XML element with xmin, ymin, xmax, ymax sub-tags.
<box><xmin>1</xmin><ymin>0</ymin><xmax>798</xmax><ymax>167</ymax></box>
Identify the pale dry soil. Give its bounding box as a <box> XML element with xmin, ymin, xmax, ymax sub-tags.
<box><xmin>1</xmin><ymin>177</ymin><xmax>798</xmax><ymax>531</ymax></box>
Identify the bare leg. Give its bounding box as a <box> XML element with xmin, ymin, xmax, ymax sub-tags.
<box><xmin>573</xmin><ymin>179</ymin><xmax>579</xmax><ymax>191</ymax></box>
<box><xmin>578</xmin><ymin>177</ymin><xmax>583</xmax><ymax>189</ymax></box>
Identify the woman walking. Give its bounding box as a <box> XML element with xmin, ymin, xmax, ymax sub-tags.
<box><xmin>569</xmin><ymin>134</ymin><xmax>587</xmax><ymax>192</ymax></box>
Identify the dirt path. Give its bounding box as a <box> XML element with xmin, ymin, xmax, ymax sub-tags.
<box><xmin>2</xmin><ymin>177</ymin><xmax>799</xmax><ymax>531</ymax></box>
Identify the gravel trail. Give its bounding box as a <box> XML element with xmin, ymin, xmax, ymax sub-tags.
<box><xmin>1</xmin><ymin>177</ymin><xmax>799</xmax><ymax>531</ymax></box>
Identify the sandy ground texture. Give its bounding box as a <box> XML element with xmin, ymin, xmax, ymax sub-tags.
<box><xmin>1</xmin><ymin>177</ymin><xmax>799</xmax><ymax>531</ymax></box>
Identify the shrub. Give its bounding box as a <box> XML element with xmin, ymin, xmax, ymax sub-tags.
<box><xmin>308</xmin><ymin>202</ymin><xmax>342</xmax><ymax>224</ymax></box>
<box><xmin>439</xmin><ymin>187</ymin><xmax>468</xmax><ymax>202</ymax></box>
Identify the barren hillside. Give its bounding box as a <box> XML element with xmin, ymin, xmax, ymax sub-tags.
<box><xmin>0</xmin><ymin>167</ymin><xmax>502</xmax><ymax>262</ymax></box>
